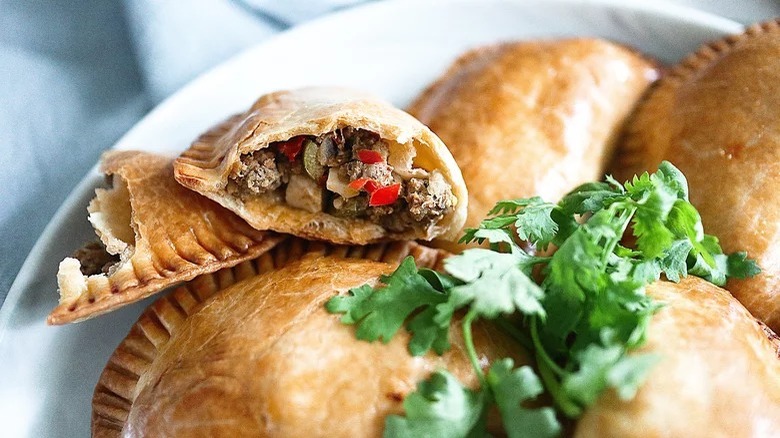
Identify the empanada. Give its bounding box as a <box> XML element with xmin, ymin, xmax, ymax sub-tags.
<box><xmin>407</xmin><ymin>39</ymin><xmax>657</xmax><ymax>248</ymax></box>
<box><xmin>92</xmin><ymin>247</ymin><xmax>518</xmax><ymax>437</ymax></box>
<box><xmin>615</xmin><ymin>20</ymin><xmax>780</xmax><ymax>330</ymax></box>
<box><xmin>576</xmin><ymin>277</ymin><xmax>780</xmax><ymax>437</ymax></box>
<box><xmin>49</xmin><ymin>151</ymin><xmax>283</xmax><ymax>325</ymax></box>
<box><xmin>173</xmin><ymin>87</ymin><xmax>468</xmax><ymax>245</ymax></box>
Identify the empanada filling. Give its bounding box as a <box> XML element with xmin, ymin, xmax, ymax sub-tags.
<box><xmin>227</xmin><ymin>128</ymin><xmax>455</xmax><ymax>231</ymax></box>
<box><xmin>71</xmin><ymin>241</ymin><xmax>120</xmax><ymax>276</ymax></box>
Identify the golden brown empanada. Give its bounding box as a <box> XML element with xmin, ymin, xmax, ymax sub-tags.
<box><xmin>576</xmin><ymin>277</ymin><xmax>780</xmax><ymax>437</ymax></box>
<box><xmin>92</xmin><ymin>247</ymin><xmax>518</xmax><ymax>437</ymax></box>
<box><xmin>173</xmin><ymin>87</ymin><xmax>468</xmax><ymax>245</ymax></box>
<box><xmin>614</xmin><ymin>20</ymin><xmax>780</xmax><ymax>330</ymax></box>
<box><xmin>49</xmin><ymin>151</ymin><xmax>284</xmax><ymax>325</ymax></box>
<box><xmin>407</xmin><ymin>39</ymin><xmax>658</xmax><ymax>249</ymax></box>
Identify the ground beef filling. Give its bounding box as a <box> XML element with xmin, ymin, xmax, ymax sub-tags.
<box><xmin>72</xmin><ymin>241</ymin><xmax>120</xmax><ymax>276</ymax></box>
<box><xmin>227</xmin><ymin>128</ymin><xmax>455</xmax><ymax>231</ymax></box>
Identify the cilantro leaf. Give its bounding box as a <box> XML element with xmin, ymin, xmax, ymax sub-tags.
<box><xmin>559</xmin><ymin>181</ymin><xmax>622</xmax><ymax>215</ymax></box>
<box><xmin>562</xmin><ymin>344</ymin><xmax>659</xmax><ymax>408</ymax></box>
<box><xmin>325</xmin><ymin>284</ymin><xmax>374</xmax><ymax>324</ymax></box>
<box><xmin>464</xmin><ymin>197</ymin><xmax>558</xmax><ymax>249</ymax></box>
<box><xmin>384</xmin><ymin>370</ymin><xmax>487</xmax><ymax>438</ymax></box>
<box><xmin>461</xmin><ymin>227</ymin><xmax>519</xmax><ymax>252</ymax></box>
<box><xmin>487</xmin><ymin>359</ymin><xmax>561</xmax><ymax>438</ymax></box>
<box><xmin>445</xmin><ymin>249</ymin><xmax>546</xmax><ymax>319</ymax></box>
<box><xmin>656</xmin><ymin>161</ymin><xmax>689</xmax><ymax>200</ymax></box>
<box><xmin>605</xmin><ymin>353</ymin><xmax>660</xmax><ymax>400</ymax></box>
<box><xmin>418</xmin><ymin>268</ymin><xmax>461</xmax><ymax>291</ymax></box>
<box><xmin>511</xmin><ymin>197</ymin><xmax>558</xmax><ymax>248</ymax></box>
<box><xmin>488</xmin><ymin>198</ymin><xmax>539</xmax><ymax>215</ymax></box>
<box><xmin>665</xmin><ymin>199</ymin><xmax>703</xmax><ymax>242</ymax></box>
<box><xmin>726</xmin><ymin>252</ymin><xmax>762</xmax><ymax>279</ymax></box>
<box><xmin>406</xmin><ymin>306</ymin><xmax>451</xmax><ymax>356</ymax></box>
<box><xmin>561</xmin><ymin>344</ymin><xmax>623</xmax><ymax>406</ymax></box>
<box><xmin>659</xmin><ymin>239</ymin><xmax>693</xmax><ymax>282</ymax></box>
<box><xmin>325</xmin><ymin>257</ymin><xmax>447</xmax><ymax>349</ymax></box>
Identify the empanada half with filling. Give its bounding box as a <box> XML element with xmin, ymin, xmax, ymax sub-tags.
<box><xmin>614</xmin><ymin>19</ymin><xmax>780</xmax><ymax>330</ymax></box>
<box><xmin>92</xmin><ymin>242</ymin><xmax>518</xmax><ymax>437</ymax></box>
<box><xmin>173</xmin><ymin>87</ymin><xmax>468</xmax><ymax>245</ymax></box>
<box><xmin>49</xmin><ymin>151</ymin><xmax>284</xmax><ymax>325</ymax></box>
<box><xmin>407</xmin><ymin>38</ymin><xmax>658</xmax><ymax>249</ymax></box>
<box><xmin>576</xmin><ymin>277</ymin><xmax>780</xmax><ymax>437</ymax></box>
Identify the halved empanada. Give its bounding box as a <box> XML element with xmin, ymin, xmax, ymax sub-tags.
<box><xmin>92</xmin><ymin>242</ymin><xmax>517</xmax><ymax>437</ymax></box>
<box><xmin>614</xmin><ymin>19</ymin><xmax>780</xmax><ymax>331</ymax></box>
<box><xmin>49</xmin><ymin>151</ymin><xmax>284</xmax><ymax>325</ymax></box>
<box><xmin>407</xmin><ymin>39</ymin><xmax>658</xmax><ymax>249</ymax></box>
<box><xmin>173</xmin><ymin>87</ymin><xmax>468</xmax><ymax>245</ymax></box>
<box><xmin>576</xmin><ymin>277</ymin><xmax>780</xmax><ymax>437</ymax></box>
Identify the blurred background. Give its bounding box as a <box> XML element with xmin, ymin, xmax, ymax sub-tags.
<box><xmin>1</xmin><ymin>0</ymin><xmax>778</xmax><ymax>304</ymax></box>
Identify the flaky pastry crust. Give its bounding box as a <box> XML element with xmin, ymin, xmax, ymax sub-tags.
<box><xmin>49</xmin><ymin>151</ymin><xmax>283</xmax><ymax>325</ymax></box>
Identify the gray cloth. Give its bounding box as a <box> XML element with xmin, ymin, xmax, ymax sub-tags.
<box><xmin>0</xmin><ymin>0</ymin><xmax>363</xmax><ymax>305</ymax></box>
<box><xmin>0</xmin><ymin>0</ymin><xmax>778</xmax><ymax>306</ymax></box>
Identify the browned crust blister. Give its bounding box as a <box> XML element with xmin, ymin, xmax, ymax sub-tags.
<box><xmin>173</xmin><ymin>87</ymin><xmax>468</xmax><ymax>245</ymax></box>
<box><xmin>613</xmin><ymin>19</ymin><xmax>780</xmax><ymax>180</ymax></box>
<box><xmin>91</xmin><ymin>238</ymin><xmax>450</xmax><ymax>437</ymax></box>
<box><xmin>48</xmin><ymin>152</ymin><xmax>285</xmax><ymax>325</ymax></box>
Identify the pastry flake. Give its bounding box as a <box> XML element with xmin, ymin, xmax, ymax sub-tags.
<box><xmin>173</xmin><ymin>87</ymin><xmax>468</xmax><ymax>245</ymax></box>
<box><xmin>48</xmin><ymin>151</ymin><xmax>284</xmax><ymax>325</ymax></box>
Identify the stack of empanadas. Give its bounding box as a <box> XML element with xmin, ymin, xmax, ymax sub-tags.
<box><xmin>48</xmin><ymin>22</ymin><xmax>780</xmax><ymax>437</ymax></box>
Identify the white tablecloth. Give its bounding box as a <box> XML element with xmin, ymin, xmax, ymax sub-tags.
<box><xmin>1</xmin><ymin>0</ymin><xmax>777</xmax><ymax>304</ymax></box>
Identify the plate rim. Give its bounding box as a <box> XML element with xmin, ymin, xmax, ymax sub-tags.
<box><xmin>0</xmin><ymin>0</ymin><xmax>743</xmax><ymax>340</ymax></box>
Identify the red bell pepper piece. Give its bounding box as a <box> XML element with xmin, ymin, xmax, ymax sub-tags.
<box><xmin>348</xmin><ymin>177</ymin><xmax>380</xmax><ymax>194</ymax></box>
<box><xmin>369</xmin><ymin>183</ymin><xmax>401</xmax><ymax>206</ymax></box>
<box><xmin>364</xmin><ymin>180</ymin><xmax>380</xmax><ymax>193</ymax></box>
<box><xmin>348</xmin><ymin>177</ymin><xmax>370</xmax><ymax>191</ymax></box>
<box><xmin>357</xmin><ymin>149</ymin><xmax>384</xmax><ymax>164</ymax></box>
<box><xmin>278</xmin><ymin>136</ymin><xmax>305</xmax><ymax>161</ymax></box>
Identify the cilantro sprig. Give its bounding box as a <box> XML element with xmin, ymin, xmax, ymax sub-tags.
<box><xmin>327</xmin><ymin>162</ymin><xmax>759</xmax><ymax>437</ymax></box>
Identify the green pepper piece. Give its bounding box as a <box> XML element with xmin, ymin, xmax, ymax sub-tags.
<box><xmin>303</xmin><ymin>139</ymin><xmax>326</xmax><ymax>181</ymax></box>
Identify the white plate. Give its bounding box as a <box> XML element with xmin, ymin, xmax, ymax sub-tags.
<box><xmin>0</xmin><ymin>0</ymin><xmax>741</xmax><ymax>436</ymax></box>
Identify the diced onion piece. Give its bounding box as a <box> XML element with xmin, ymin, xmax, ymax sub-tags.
<box><xmin>285</xmin><ymin>174</ymin><xmax>324</xmax><ymax>213</ymax></box>
<box><xmin>327</xmin><ymin>171</ymin><xmax>359</xmax><ymax>198</ymax></box>
<box><xmin>388</xmin><ymin>141</ymin><xmax>427</xmax><ymax>179</ymax></box>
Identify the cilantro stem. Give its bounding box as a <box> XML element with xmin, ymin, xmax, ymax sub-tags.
<box><xmin>530</xmin><ymin>317</ymin><xmax>565</xmax><ymax>376</ymax></box>
<box><xmin>461</xmin><ymin>308</ymin><xmax>487</xmax><ymax>387</ymax></box>
<box><xmin>531</xmin><ymin>317</ymin><xmax>582</xmax><ymax>418</ymax></box>
<box><xmin>536</xmin><ymin>351</ymin><xmax>581</xmax><ymax>418</ymax></box>
<box><xmin>600</xmin><ymin>206</ymin><xmax>635</xmax><ymax>270</ymax></box>
<box><xmin>495</xmin><ymin>317</ymin><xmax>533</xmax><ymax>352</ymax></box>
